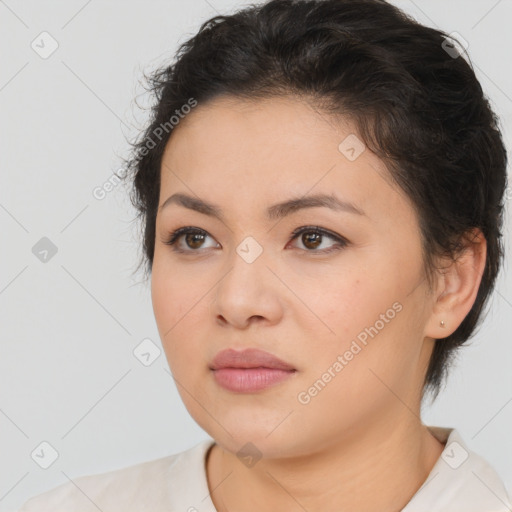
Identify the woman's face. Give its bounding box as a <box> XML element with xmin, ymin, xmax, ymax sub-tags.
<box><xmin>151</xmin><ymin>95</ymin><xmax>437</xmax><ymax>457</ymax></box>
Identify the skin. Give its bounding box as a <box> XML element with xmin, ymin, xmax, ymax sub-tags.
<box><xmin>151</xmin><ymin>95</ymin><xmax>487</xmax><ymax>512</ymax></box>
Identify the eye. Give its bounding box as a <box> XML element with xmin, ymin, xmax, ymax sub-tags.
<box><xmin>288</xmin><ymin>225</ymin><xmax>348</xmax><ymax>254</ymax></box>
<box><xmin>163</xmin><ymin>225</ymin><xmax>348</xmax><ymax>255</ymax></box>
<box><xmin>162</xmin><ymin>227</ymin><xmax>219</xmax><ymax>253</ymax></box>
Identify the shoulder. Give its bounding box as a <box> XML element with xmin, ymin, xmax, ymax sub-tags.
<box><xmin>16</xmin><ymin>440</ymin><xmax>215</xmax><ymax>512</ymax></box>
<box><xmin>403</xmin><ymin>426</ymin><xmax>512</xmax><ymax>512</ymax></box>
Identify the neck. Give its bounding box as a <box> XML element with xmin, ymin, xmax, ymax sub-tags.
<box><xmin>205</xmin><ymin>415</ymin><xmax>445</xmax><ymax>512</ymax></box>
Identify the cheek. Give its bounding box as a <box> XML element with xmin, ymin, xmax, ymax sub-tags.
<box><xmin>290</xmin><ymin>266</ymin><xmax>382</xmax><ymax>350</ymax></box>
<box><xmin>301</xmin><ymin>265</ymin><xmax>417</xmax><ymax>383</ymax></box>
<box><xmin>150</xmin><ymin>256</ymin><xmax>208</xmax><ymax>358</ymax></box>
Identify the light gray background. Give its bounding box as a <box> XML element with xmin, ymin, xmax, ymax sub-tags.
<box><xmin>1</xmin><ymin>0</ymin><xmax>511</xmax><ymax>510</ymax></box>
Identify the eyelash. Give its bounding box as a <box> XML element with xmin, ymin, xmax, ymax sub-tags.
<box><xmin>162</xmin><ymin>225</ymin><xmax>348</xmax><ymax>255</ymax></box>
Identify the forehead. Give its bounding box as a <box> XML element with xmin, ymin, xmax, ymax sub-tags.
<box><xmin>163</xmin><ymin>96</ymin><xmax>334</xmax><ymax>167</ymax></box>
<box><xmin>159</xmin><ymin>95</ymin><xmax>413</xmax><ymax>225</ymax></box>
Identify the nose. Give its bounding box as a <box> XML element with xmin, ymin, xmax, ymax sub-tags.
<box><xmin>210</xmin><ymin>244</ymin><xmax>284</xmax><ymax>329</ymax></box>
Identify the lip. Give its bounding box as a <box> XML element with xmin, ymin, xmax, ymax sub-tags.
<box><xmin>210</xmin><ymin>348</ymin><xmax>296</xmax><ymax>393</ymax></box>
<box><xmin>210</xmin><ymin>348</ymin><xmax>295</xmax><ymax>371</ymax></box>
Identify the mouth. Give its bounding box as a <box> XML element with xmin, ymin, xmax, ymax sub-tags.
<box><xmin>209</xmin><ymin>348</ymin><xmax>297</xmax><ymax>393</ymax></box>
<box><xmin>211</xmin><ymin>367</ymin><xmax>296</xmax><ymax>392</ymax></box>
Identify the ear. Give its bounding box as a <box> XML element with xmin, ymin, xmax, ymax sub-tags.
<box><xmin>424</xmin><ymin>228</ymin><xmax>487</xmax><ymax>339</ymax></box>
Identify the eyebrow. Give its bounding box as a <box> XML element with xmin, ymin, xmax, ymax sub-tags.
<box><xmin>159</xmin><ymin>192</ymin><xmax>366</xmax><ymax>221</ymax></box>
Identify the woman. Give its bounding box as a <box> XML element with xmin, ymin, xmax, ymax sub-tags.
<box><xmin>17</xmin><ymin>0</ymin><xmax>511</xmax><ymax>510</ymax></box>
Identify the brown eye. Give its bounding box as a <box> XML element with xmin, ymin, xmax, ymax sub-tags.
<box><xmin>163</xmin><ymin>227</ymin><xmax>219</xmax><ymax>252</ymax></box>
<box><xmin>301</xmin><ymin>231</ymin><xmax>322</xmax><ymax>250</ymax></box>
<box><xmin>163</xmin><ymin>225</ymin><xmax>348</xmax><ymax>255</ymax></box>
<box><xmin>185</xmin><ymin>232</ymin><xmax>207</xmax><ymax>249</ymax></box>
<box><xmin>289</xmin><ymin>226</ymin><xmax>348</xmax><ymax>254</ymax></box>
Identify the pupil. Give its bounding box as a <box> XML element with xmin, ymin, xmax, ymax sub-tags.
<box><xmin>187</xmin><ymin>233</ymin><xmax>204</xmax><ymax>249</ymax></box>
<box><xmin>304</xmin><ymin>232</ymin><xmax>321</xmax><ymax>249</ymax></box>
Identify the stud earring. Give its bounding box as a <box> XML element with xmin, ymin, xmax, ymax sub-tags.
<box><xmin>440</xmin><ymin>320</ymin><xmax>445</xmax><ymax>327</ymax></box>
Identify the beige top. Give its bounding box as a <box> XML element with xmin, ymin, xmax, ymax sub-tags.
<box><xmin>16</xmin><ymin>426</ymin><xmax>511</xmax><ymax>512</ymax></box>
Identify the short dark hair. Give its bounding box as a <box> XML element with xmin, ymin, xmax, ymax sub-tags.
<box><xmin>120</xmin><ymin>0</ymin><xmax>508</xmax><ymax>399</ymax></box>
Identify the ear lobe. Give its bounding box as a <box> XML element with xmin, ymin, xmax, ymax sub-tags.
<box><xmin>425</xmin><ymin>228</ymin><xmax>487</xmax><ymax>339</ymax></box>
